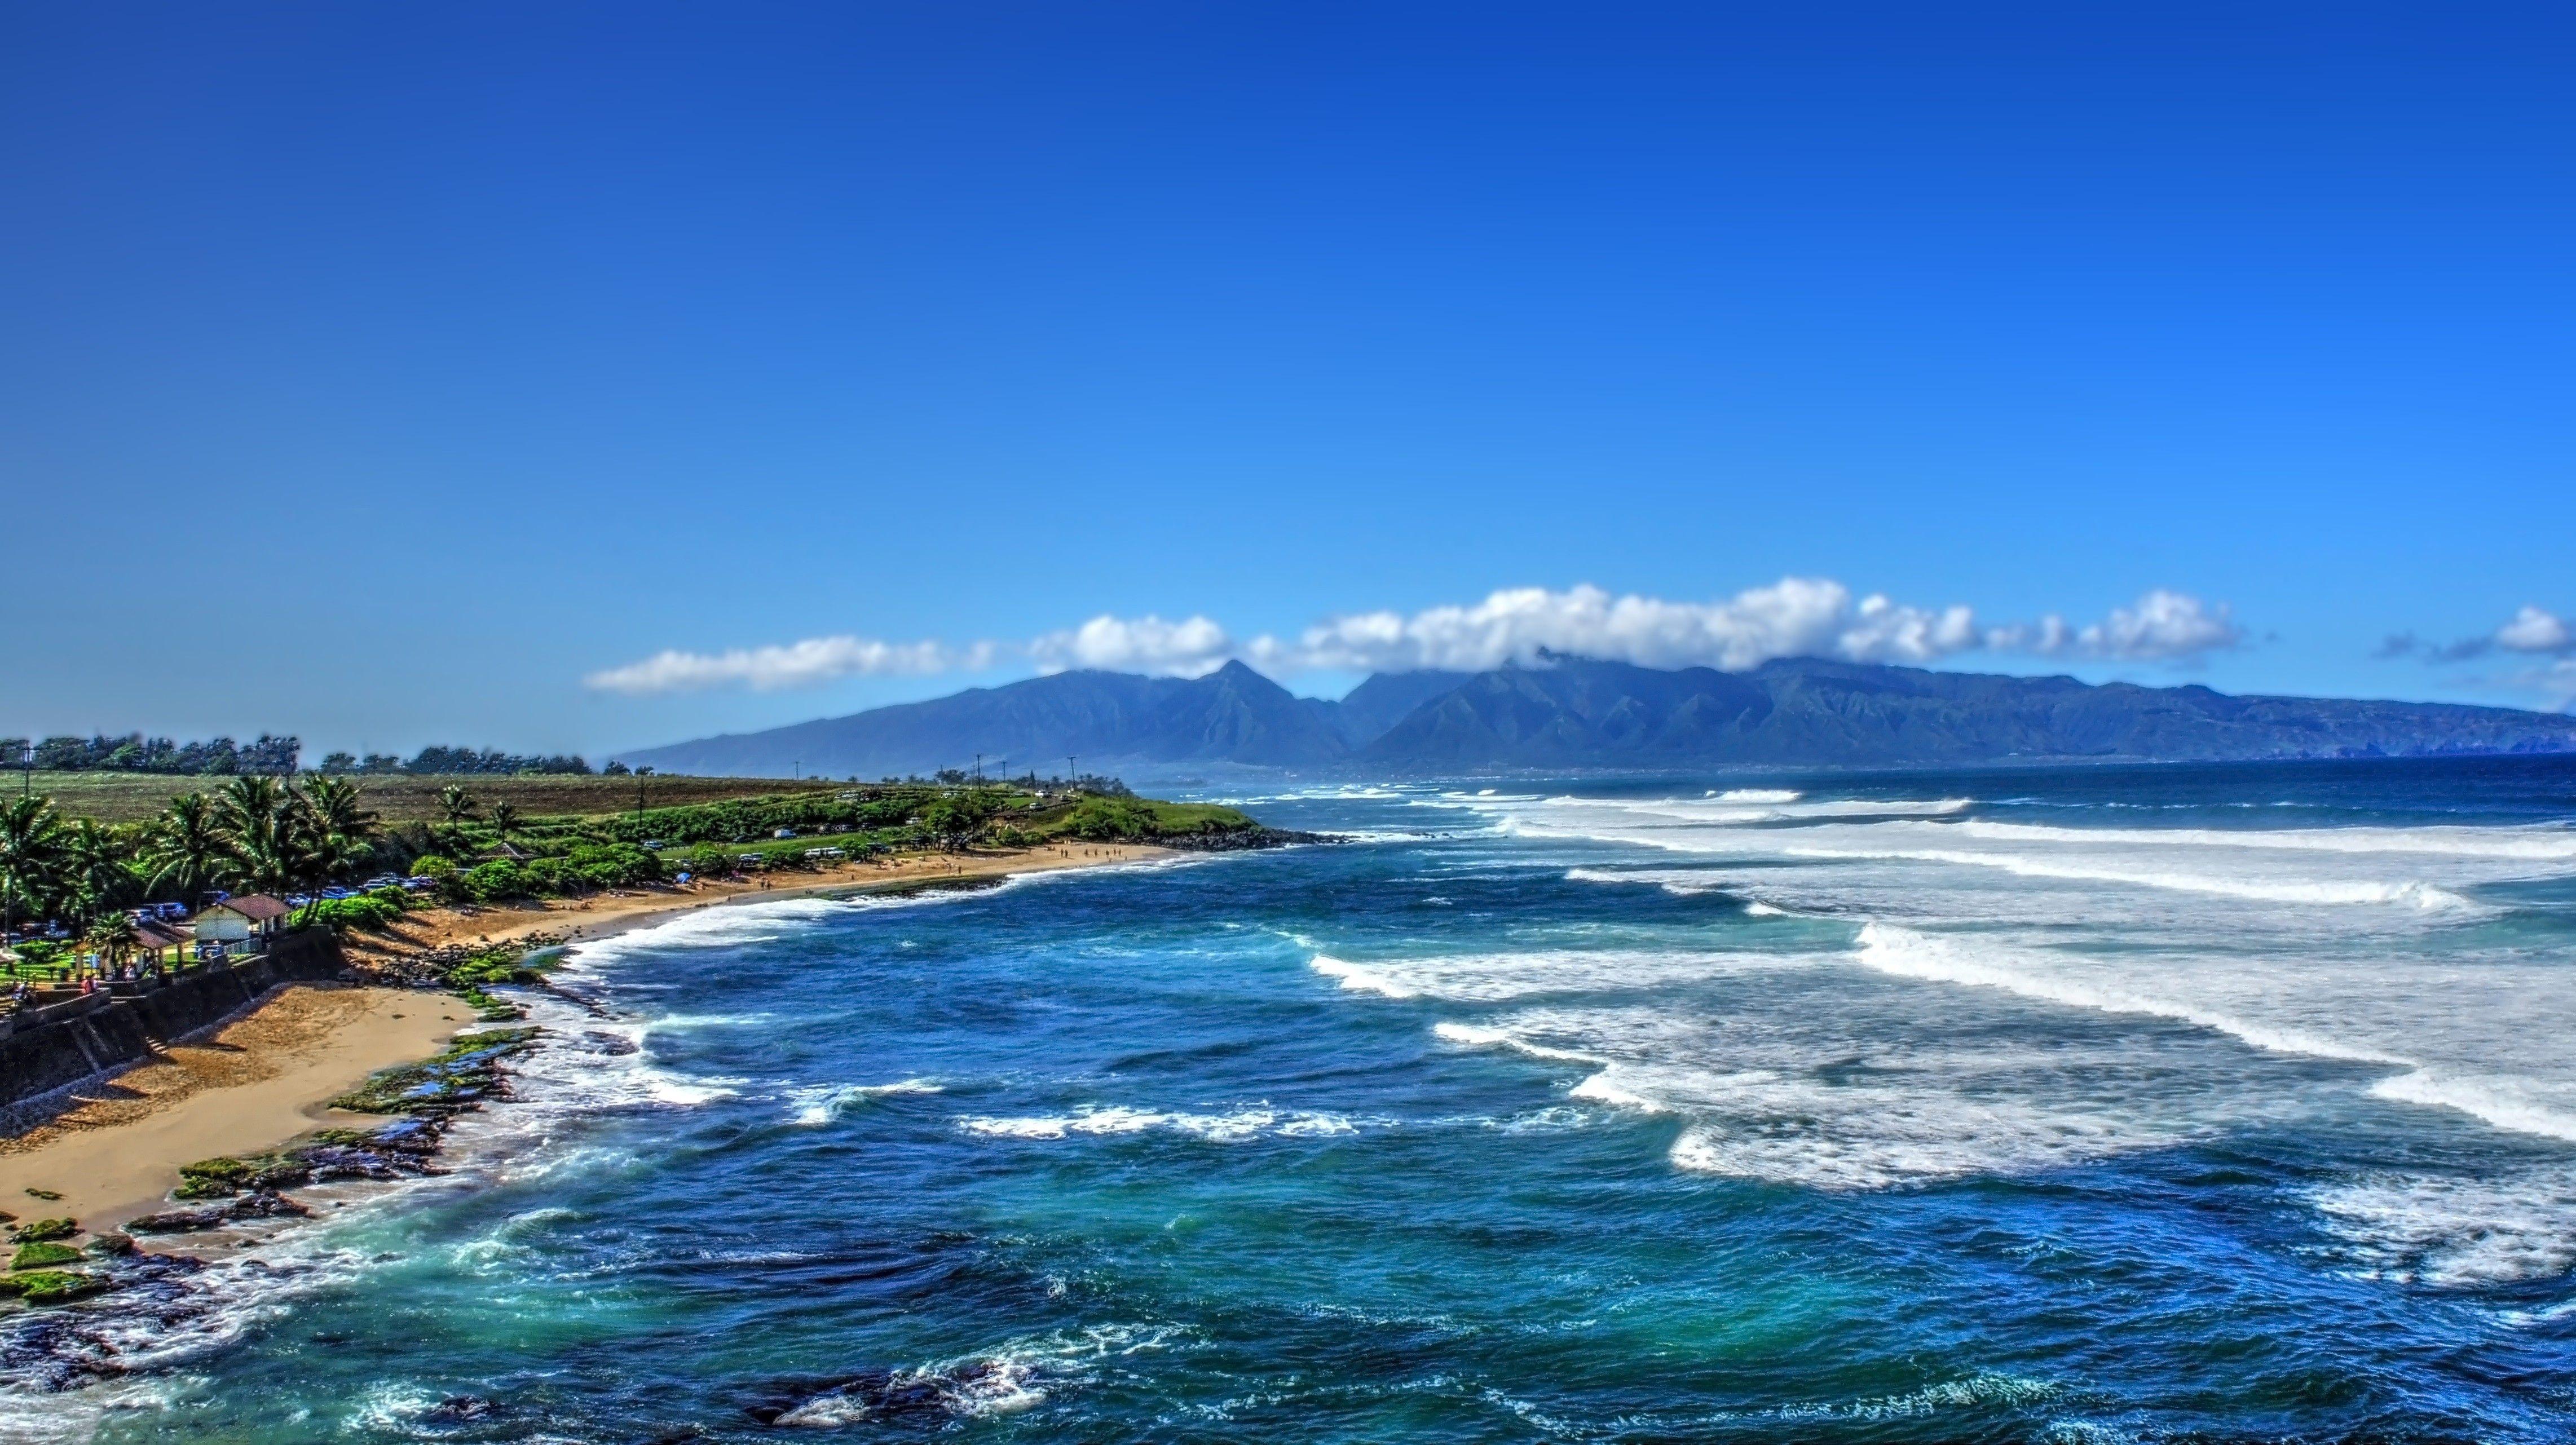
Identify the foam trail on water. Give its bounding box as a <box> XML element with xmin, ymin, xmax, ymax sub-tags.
<box><xmin>1851</xmin><ymin>923</ymin><xmax>2406</xmax><ymax>1065</ymax></box>
<box><xmin>1432</xmin><ymin>1020</ymin><xmax>1602</xmax><ymax>1064</ymax></box>
<box><xmin>1792</xmin><ymin>846</ymin><xmax>2481</xmax><ymax>911</ymax></box>
<box><xmin>1952</xmin><ymin>817</ymin><xmax>2576</xmax><ymax>861</ymax></box>
<box><xmin>1310</xmin><ymin>953</ymin><xmax>1419</xmax><ymax>998</ymax></box>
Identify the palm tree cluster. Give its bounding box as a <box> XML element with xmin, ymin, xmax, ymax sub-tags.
<box><xmin>0</xmin><ymin>776</ymin><xmax>381</xmax><ymax>944</ymax></box>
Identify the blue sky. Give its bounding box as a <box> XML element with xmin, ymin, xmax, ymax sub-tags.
<box><xmin>5</xmin><ymin>2</ymin><xmax>2572</xmax><ymax>757</ymax></box>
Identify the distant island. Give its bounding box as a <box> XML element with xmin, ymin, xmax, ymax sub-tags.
<box><xmin>615</xmin><ymin>656</ymin><xmax>2576</xmax><ymax>778</ymax></box>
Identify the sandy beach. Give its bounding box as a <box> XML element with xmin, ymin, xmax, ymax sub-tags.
<box><xmin>0</xmin><ymin>986</ymin><xmax>470</xmax><ymax>1231</ymax></box>
<box><xmin>0</xmin><ymin>843</ymin><xmax>1167</xmax><ymax>1236</ymax></box>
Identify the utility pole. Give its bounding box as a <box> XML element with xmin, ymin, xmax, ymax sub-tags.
<box><xmin>973</xmin><ymin>753</ymin><xmax>983</xmax><ymax>782</ymax></box>
<box><xmin>1066</xmin><ymin>756</ymin><xmax>1077</xmax><ymax>790</ymax></box>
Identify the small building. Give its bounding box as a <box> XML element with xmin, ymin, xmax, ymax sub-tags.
<box><xmin>192</xmin><ymin>894</ymin><xmax>291</xmax><ymax>945</ymax></box>
<box><xmin>131</xmin><ymin>918</ymin><xmax>190</xmax><ymax>965</ymax></box>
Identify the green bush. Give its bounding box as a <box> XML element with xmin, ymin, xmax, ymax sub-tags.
<box><xmin>1065</xmin><ymin>798</ymin><xmax>1155</xmax><ymax>841</ymax></box>
<box><xmin>460</xmin><ymin>860</ymin><xmax>528</xmax><ymax>902</ymax></box>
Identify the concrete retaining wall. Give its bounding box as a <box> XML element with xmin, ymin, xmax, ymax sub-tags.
<box><xmin>0</xmin><ymin>931</ymin><xmax>352</xmax><ymax>1109</ymax></box>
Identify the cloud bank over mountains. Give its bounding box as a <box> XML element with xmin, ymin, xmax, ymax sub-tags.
<box><xmin>585</xmin><ymin>579</ymin><xmax>2246</xmax><ymax>696</ymax></box>
<box><xmin>2376</xmin><ymin>604</ymin><xmax>2576</xmax><ymax>707</ymax></box>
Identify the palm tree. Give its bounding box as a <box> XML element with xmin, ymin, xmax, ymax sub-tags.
<box><xmin>291</xmin><ymin>777</ymin><xmax>378</xmax><ymax>886</ymax></box>
<box><xmin>436</xmin><ymin>784</ymin><xmax>481</xmax><ymax>860</ymax></box>
<box><xmin>215</xmin><ymin>774</ymin><xmax>283</xmax><ymax>839</ymax></box>
<box><xmin>301</xmin><ymin>775</ymin><xmax>378</xmax><ymax>843</ymax></box>
<box><xmin>0</xmin><ymin>796</ymin><xmax>69</xmax><ymax>939</ymax></box>
<box><xmin>144</xmin><ymin>793</ymin><xmax>231</xmax><ymax>905</ymax></box>
<box><xmin>59</xmin><ymin>820</ymin><xmax>140</xmax><ymax>926</ymax></box>
<box><xmin>82</xmin><ymin>912</ymin><xmax>139</xmax><ymax>974</ymax></box>
<box><xmin>438</xmin><ymin>784</ymin><xmax>479</xmax><ymax>827</ymax></box>
<box><xmin>487</xmin><ymin>802</ymin><xmax>522</xmax><ymax>847</ymax></box>
<box><xmin>229</xmin><ymin>799</ymin><xmax>325</xmax><ymax>899</ymax></box>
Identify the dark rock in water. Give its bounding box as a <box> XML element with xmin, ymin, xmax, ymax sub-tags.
<box><xmin>578</xmin><ymin>1029</ymin><xmax>639</xmax><ymax>1056</ymax></box>
<box><xmin>1162</xmin><ymin>825</ymin><xmax>1338</xmax><ymax>852</ymax></box>
<box><xmin>424</xmin><ymin>1395</ymin><xmax>500</xmax><ymax>1422</ymax></box>
<box><xmin>226</xmin><ymin>1191</ymin><xmax>311</xmax><ymax>1220</ymax></box>
<box><xmin>742</xmin><ymin>1359</ymin><xmax>1028</xmax><ymax>1428</ymax></box>
<box><xmin>124</xmin><ymin>1205</ymin><xmax>231</xmax><ymax>1235</ymax></box>
<box><xmin>83</xmin><ymin>1233</ymin><xmax>134</xmax><ymax>1258</ymax></box>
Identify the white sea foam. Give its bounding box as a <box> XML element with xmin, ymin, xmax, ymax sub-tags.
<box><xmin>959</xmin><ymin>1105</ymin><xmax>1360</xmax><ymax>1142</ymax></box>
<box><xmin>1432</xmin><ymin>1020</ymin><xmax>1601</xmax><ymax>1064</ymax></box>
<box><xmin>1568</xmin><ymin>1070</ymin><xmax>1669</xmax><ymax>1111</ymax></box>
<box><xmin>1783</xmin><ymin>844</ymin><xmax>2481</xmax><ymax>911</ymax></box>
<box><xmin>787</xmin><ymin>1078</ymin><xmax>945</xmax><ymax>1125</ymax></box>
<box><xmin>1531</xmin><ymin>794</ymin><xmax>1974</xmax><ymax>827</ymax></box>
<box><xmin>2312</xmin><ymin>1169</ymin><xmax>2576</xmax><ymax>1288</ymax></box>
<box><xmin>1313</xmin><ymin>946</ymin><xmax>1806</xmax><ymax>1002</ymax></box>
<box><xmin>1710</xmin><ymin>788</ymin><xmax>1803</xmax><ymax>803</ymax></box>
<box><xmin>1953</xmin><ymin>817</ymin><xmax>2576</xmax><ymax>861</ymax></box>
<box><xmin>1850</xmin><ymin>923</ymin><xmax>2406</xmax><ymax>1066</ymax></box>
<box><xmin>775</xmin><ymin>1324</ymin><xmax>1191</xmax><ymax>1425</ymax></box>
<box><xmin>1310</xmin><ymin>953</ymin><xmax>1420</xmax><ymax>998</ymax></box>
<box><xmin>2366</xmin><ymin>1071</ymin><xmax>2576</xmax><ymax>1143</ymax></box>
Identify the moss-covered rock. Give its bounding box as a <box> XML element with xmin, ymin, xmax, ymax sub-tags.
<box><xmin>9</xmin><ymin>1241</ymin><xmax>80</xmax><ymax>1271</ymax></box>
<box><xmin>7</xmin><ymin>1218</ymin><xmax>76</xmax><ymax>1243</ymax></box>
<box><xmin>174</xmin><ymin>1152</ymin><xmax>311</xmax><ymax>1200</ymax></box>
<box><xmin>330</xmin><ymin>1028</ymin><xmax>539</xmax><ymax>1115</ymax></box>
<box><xmin>0</xmin><ymin>1269</ymin><xmax>107</xmax><ymax>1305</ymax></box>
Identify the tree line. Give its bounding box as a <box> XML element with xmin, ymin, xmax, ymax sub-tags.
<box><xmin>0</xmin><ymin>734</ymin><xmax>606</xmax><ymax>777</ymax></box>
<box><xmin>1</xmin><ymin>735</ymin><xmax>302</xmax><ymax>776</ymax></box>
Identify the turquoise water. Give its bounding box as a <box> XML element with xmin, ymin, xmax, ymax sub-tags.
<box><xmin>14</xmin><ymin>758</ymin><xmax>2576</xmax><ymax>1441</ymax></box>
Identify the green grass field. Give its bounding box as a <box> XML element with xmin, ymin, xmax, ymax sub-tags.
<box><xmin>16</xmin><ymin>771</ymin><xmax>840</xmax><ymax>824</ymax></box>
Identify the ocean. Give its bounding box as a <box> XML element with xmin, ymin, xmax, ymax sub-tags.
<box><xmin>10</xmin><ymin>757</ymin><xmax>2576</xmax><ymax>1442</ymax></box>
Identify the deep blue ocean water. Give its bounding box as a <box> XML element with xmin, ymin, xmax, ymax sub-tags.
<box><xmin>15</xmin><ymin>757</ymin><xmax>2576</xmax><ymax>1442</ymax></box>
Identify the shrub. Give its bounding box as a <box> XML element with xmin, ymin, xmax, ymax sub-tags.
<box><xmin>460</xmin><ymin>860</ymin><xmax>528</xmax><ymax>902</ymax></box>
<box><xmin>1065</xmin><ymin>798</ymin><xmax>1155</xmax><ymax>841</ymax></box>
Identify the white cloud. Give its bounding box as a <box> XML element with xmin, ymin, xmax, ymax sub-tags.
<box><xmin>583</xmin><ymin>636</ymin><xmax>978</xmax><ymax>694</ymax></box>
<box><xmin>1027</xmin><ymin>613</ymin><xmax>1234</xmax><ymax>676</ymax></box>
<box><xmin>2009</xmin><ymin>589</ymin><xmax>2246</xmax><ymax>662</ymax></box>
<box><xmin>2379</xmin><ymin>603</ymin><xmax>2573</xmax><ymax>664</ymax></box>
<box><xmin>1249</xmin><ymin>580</ymin><xmax>1992</xmax><ymax>674</ymax></box>
<box><xmin>585</xmin><ymin>581</ymin><xmax>2244</xmax><ymax>693</ymax></box>
<box><xmin>2495</xmin><ymin>605</ymin><xmax>2573</xmax><ymax>655</ymax></box>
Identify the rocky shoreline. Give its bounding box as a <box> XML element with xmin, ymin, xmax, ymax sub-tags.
<box><xmin>0</xmin><ymin>995</ymin><xmax>550</xmax><ymax>1382</ymax></box>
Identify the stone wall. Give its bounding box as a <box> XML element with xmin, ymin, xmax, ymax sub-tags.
<box><xmin>0</xmin><ymin>930</ymin><xmax>353</xmax><ymax>1110</ymax></box>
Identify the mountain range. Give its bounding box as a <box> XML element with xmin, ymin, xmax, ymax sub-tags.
<box><xmin>613</xmin><ymin>657</ymin><xmax>2576</xmax><ymax>779</ymax></box>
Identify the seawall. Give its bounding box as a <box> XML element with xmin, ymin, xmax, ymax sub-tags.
<box><xmin>0</xmin><ymin>931</ymin><xmax>352</xmax><ymax>1110</ymax></box>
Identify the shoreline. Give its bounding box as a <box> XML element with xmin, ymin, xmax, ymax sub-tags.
<box><xmin>339</xmin><ymin>841</ymin><xmax>1176</xmax><ymax>965</ymax></box>
<box><xmin>0</xmin><ymin>842</ymin><xmax>1169</xmax><ymax>1244</ymax></box>
<box><xmin>0</xmin><ymin>986</ymin><xmax>473</xmax><ymax>1233</ymax></box>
